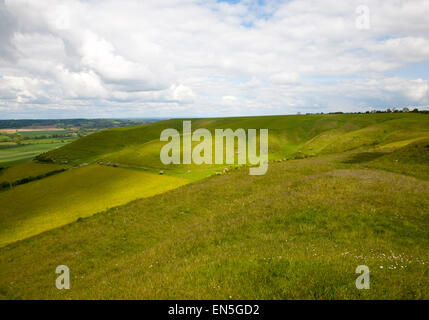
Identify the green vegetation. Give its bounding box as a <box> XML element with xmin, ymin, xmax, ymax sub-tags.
<box><xmin>0</xmin><ymin>129</ymin><xmax>77</xmax><ymax>167</ymax></box>
<box><xmin>0</xmin><ymin>120</ymin><xmax>154</xmax><ymax>169</ymax></box>
<box><xmin>0</xmin><ymin>118</ymin><xmax>159</xmax><ymax>130</ymax></box>
<box><xmin>0</xmin><ymin>143</ymin><xmax>68</xmax><ymax>167</ymax></box>
<box><xmin>0</xmin><ymin>162</ymin><xmax>69</xmax><ymax>191</ymax></box>
<box><xmin>37</xmin><ymin>113</ymin><xmax>429</xmax><ymax>167</ymax></box>
<box><xmin>0</xmin><ymin>153</ymin><xmax>428</xmax><ymax>299</ymax></box>
<box><xmin>0</xmin><ymin>118</ymin><xmax>163</xmax><ymax>168</ymax></box>
<box><xmin>0</xmin><ymin>164</ymin><xmax>189</xmax><ymax>247</ymax></box>
<box><xmin>366</xmin><ymin>138</ymin><xmax>429</xmax><ymax>180</ymax></box>
<box><xmin>17</xmin><ymin>130</ymin><xmax>69</xmax><ymax>137</ymax></box>
<box><xmin>0</xmin><ymin>113</ymin><xmax>428</xmax><ymax>299</ymax></box>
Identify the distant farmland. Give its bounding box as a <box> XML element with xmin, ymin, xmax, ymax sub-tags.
<box><xmin>0</xmin><ymin>127</ymin><xmax>69</xmax><ymax>133</ymax></box>
<box><xmin>0</xmin><ymin>119</ymin><xmax>158</xmax><ymax>167</ymax></box>
<box><xmin>0</xmin><ymin>143</ymin><xmax>68</xmax><ymax>167</ymax></box>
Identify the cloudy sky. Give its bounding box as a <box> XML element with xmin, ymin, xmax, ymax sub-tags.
<box><xmin>0</xmin><ymin>0</ymin><xmax>428</xmax><ymax>119</ymax></box>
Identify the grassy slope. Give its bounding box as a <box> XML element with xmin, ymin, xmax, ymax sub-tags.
<box><xmin>0</xmin><ymin>154</ymin><xmax>427</xmax><ymax>299</ymax></box>
<box><xmin>0</xmin><ymin>165</ymin><xmax>189</xmax><ymax>247</ymax></box>
<box><xmin>2</xmin><ymin>113</ymin><xmax>429</xmax><ymax>244</ymax></box>
<box><xmin>366</xmin><ymin>138</ymin><xmax>429</xmax><ymax>180</ymax></box>
<box><xmin>0</xmin><ymin>162</ymin><xmax>68</xmax><ymax>186</ymax></box>
<box><xmin>0</xmin><ymin>113</ymin><xmax>428</xmax><ymax>299</ymax></box>
<box><xmin>40</xmin><ymin>113</ymin><xmax>429</xmax><ymax>167</ymax></box>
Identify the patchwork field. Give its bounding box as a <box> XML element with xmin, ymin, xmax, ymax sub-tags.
<box><xmin>0</xmin><ymin>128</ymin><xmax>67</xmax><ymax>133</ymax></box>
<box><xmin>0</xmin><ymin>113</ymin><xmax>428</xmax><ymax>299</ymax></box>
<box><xmin>0</xmin><ymin>143</ymin><xmax>68</xmax><ymax>167</ymax></box>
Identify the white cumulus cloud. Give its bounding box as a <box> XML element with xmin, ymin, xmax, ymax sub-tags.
<box><xmin>0</xmin><ymin>0</ymin><xmax>429</xmax><ymax>118</ymax></box>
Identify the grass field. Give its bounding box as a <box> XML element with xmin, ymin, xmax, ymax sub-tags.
<box><xmin>0</xmin><ymin>113</ymin><xmax>428</xmax><ymax>299</ymax></box>
<box><xmin>0</xmin><ymin>165</ymin><xmax>189</xmax><ymax>247</ymax></box>
<box><xmin>0</xmin><ymin>152</ymin><xmax>428</xmax><ymax>299</ymax></box>
<box><xmin>0</xmin><ymin>143</ymin><xmax>68</xmax><ymax>167</ymax></box>
<box><xmin>16</xmin><ymin>130</ymin><xmax>69</xmax><ymax>137</ymax></box>
<box><xmin>0</xmin><ymin>128</ymin><xmax>82</xmax><ymax>167</ymax></box>
<box><xmin>0</xmin><ymin>162</ymin><xmax>68</xmax><ymax>188</ymax></box>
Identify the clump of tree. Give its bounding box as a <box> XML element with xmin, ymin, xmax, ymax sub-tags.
<box><xmin>363</xmin><ymin>107</ymin><xmax>425</xmax><ymax>114</ymax></box>
<box><xmin>324</xmin><ymin>107</ymin><xmax>428</xmax><ymax>115</ymax></box>
<box><xmin>35</xmin><ymin>152</ymin><xmax>55</xmax><ymax>163</ymax></box>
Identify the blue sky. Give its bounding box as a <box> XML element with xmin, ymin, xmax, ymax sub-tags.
<box><xmin>0</xmin><ymin>0</ymin><xmax>428</xmax><ymax>119</ymax></box>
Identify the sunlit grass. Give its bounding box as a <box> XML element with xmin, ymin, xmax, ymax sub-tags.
<box><xmin>0</xmin><ymin>164</ymin><xmax>189</xmax><ymax>247</ymax></box>
<box><xmin>0</xmin><ymin>155</ymin><xmax>428</xmax><ymax>299</ymax></box>
<box><xmin>0</xmin><ymin>161</ymin><xmax>68</xmax><ymax>186</ymax></box>
<box><xmin>0</xmin><ymin>113</ymin><xmax>428</xmax><ymax>299</ymax></box>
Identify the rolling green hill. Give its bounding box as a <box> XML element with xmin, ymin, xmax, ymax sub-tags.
<box><xmin>0</xmin><ymin>152</ymin><xmax>428</xmax><ymax>299</ymax></box>
<box><xmin>366</xmin><ymin>138</ymin><xmax>429</xmax><ymax>180</ymax></box>
<box><xmin>0</xmin><ymin>143</ymin><xmax>68</xmax><ymax>167</ymax></box>
<box><xmin>1</xmin><ymin>113</ymin><xmax>429</xmax><ymax>246</ymax></box>
<box><xmin>0</xmin><ymin>113</ymin><xmax>428</xmax><ymax>299</ymax></box>
<box><xmin>37</xmin><ymin>113</ymin><xmax>429</xmax><ymax>166</ymax></box>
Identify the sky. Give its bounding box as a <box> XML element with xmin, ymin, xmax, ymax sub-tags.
<box><xmin>0</xmin><ymin>0</ymin><xmax>429</xmax><ymax>119</ymax></box>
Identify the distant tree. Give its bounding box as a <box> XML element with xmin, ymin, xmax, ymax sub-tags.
<box><xmin>386</xmin><ymin>108</ymin><xmax>392</xmax><ymax>113</ymax></box>
<box><xmin>402</xmin><ymin>107</ymin><xmax>410</xmax><ymax>112</ymax></box>
<box><xmin>411</xmin><ymin>108</ymin><xmax>419</xmax><ymax>113</ymax></box>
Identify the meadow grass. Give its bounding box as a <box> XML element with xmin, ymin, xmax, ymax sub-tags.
<box><xmin>40</xmin><ymin>113</ymin><xmax>429</xmax><ymax>167</ymax></box>
<box><xmin>18</xmin><ymin>130</ymin><xmax>69</xmax><ymax>137</ymax></box>
<box><xmin>0</xmin><ymin>155</ymin><xmax>427</xmax><ymax>299</ymax></box>
<box><xmin>0</xmin><ymin>161</ymin><xmax>68</xmax><ymax>187</ymax></box>
<box><xmin>365</xmin><ymin>138</ymin><xmax>429</xmax><ymax>180</ymax></box>
<box><xmin>0</xmin><ymin>143</ymin><xmax>68</xmax><ymax>167</ymax></box>
<box><xmin>0</xmin><ymin>113</ymin><xmax>428</xmax><ymax>299</ymax></box>
<box><xmin>0</xmin><ymin>165</ymin><xmax>190</xmax><ymax>247</ymax></box>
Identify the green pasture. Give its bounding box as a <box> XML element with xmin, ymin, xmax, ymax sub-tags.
<box><xmin>0</xmin><ymin>152</ymin><xmax>428</xmax><ymax>299</ymax></box>
<box><xmin>0</xmin><ymin>164</ymin><xmax>189</xmax><ymax>247</ymax></box>
<box><xmin>18</xmin><ymin>130</ymin><xmax>69</xmax><ymax>138</ymax></box>
<box><xmin>0</xmin><ymin>143</ymin><xmax>68</xmax><ymax>167</ymax></box>
<box><xmin>0</xmin><ymin>162</ymin><xmax>68</xmax><ymax>187</ymax></box>
<box><xmin>0</xmin><ymin>113</ymin><xmax>428</xmax><ymax>299</ymax></box>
